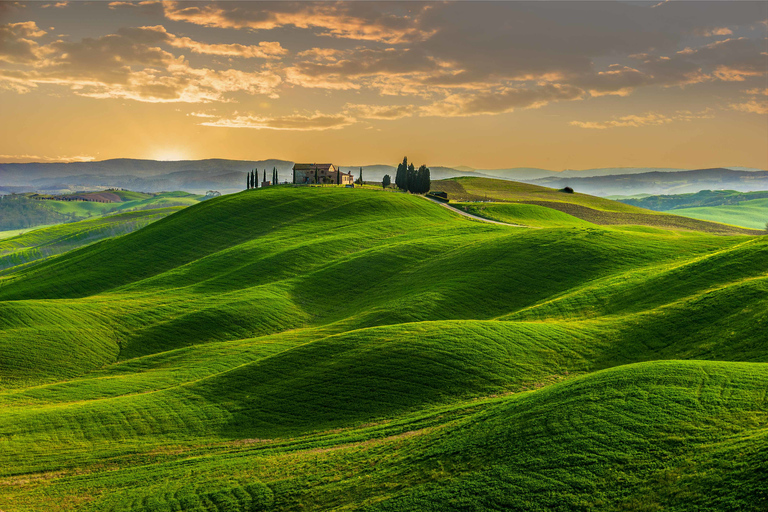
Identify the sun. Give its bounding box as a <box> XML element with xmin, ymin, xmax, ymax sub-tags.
<box><xmin>152</xmin><ymin>149</ymin><xmax>190</xmax><ymax>161</ymax></box>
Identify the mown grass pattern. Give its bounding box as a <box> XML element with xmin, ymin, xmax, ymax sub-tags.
<box><xmin>0</xmin><ymin>183</ymin><xmax>765</xmax><ymax>511</ymax></box>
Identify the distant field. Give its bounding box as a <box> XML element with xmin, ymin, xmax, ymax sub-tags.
<box><xmin>670</xmin><ymin>198</ymin><xmax>768</xmax><ymax>230</ymax></box>
<box><xmin>0</xmin><ymin>191</ymin><xmax>204</xmax><ymax>231</ymax></box>
<box><xmin>0</xmin><ymin>224</ymin><xmax>57</xmax><ymax>239</ymax></box>
<box><xmin>454</xmin><ymin>202</ymin><xmax>592</xmax><ymax>227</ymax></box>
<box><xmin>0</xmin><ymin>207</ymin><xmax>184</xmax><ymax>273</ymax></box>
<box><xmin>43</xmin><ymin>190</ymin><xmax>203</xmax><ymax>217</ymax></box>
<box><xmin>0</xmin><ymin>184</ymin><xmax>766</xmax><ymax>511</ymax></box>
<box><xmin>438</xmin><ymin>177</ymin><xmax>762</xmax><ymax>235</ymax></box>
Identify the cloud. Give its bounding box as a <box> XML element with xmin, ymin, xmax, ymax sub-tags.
<box><xmin>0</xmin><ymin>21</ymin><xmax>47</xmax><ymax>64</ymax></box>
<box><xmin>422</xmin><ymin>84</ymin><xmax>585</xmax><ymax>117</ymax></box>
<box><xmin>117</xmin><ymin>25</ymin><xmax>286</xmax><ymax>59</ymax></box>
<box><xmin>0</xmin><ymin>25</ymin><xmax>283</xmax><ymax>103</ymax></box>
<box><xmin>729</xmin><ymin>100</ymin><xmax>768</xmax><ymax>115</ymax></box>
<box><xmin>199</xmin><ymin>111</ymin><xmax>354</xmax><ymax>130</ymax></box>
<box><xmin>0</xmin><ymin>154</ymin><xmax>94</xmax><ymax>163</ymax></box>
<box><xmin>695</xmin><ymin>27</ymin><xmax>733</xmax><ymax>37</ymax></box>
<box><xmin>107</xmin><ymin>1</ymin><xmax>164</xmax><ymax>16</ymax></box>
<box><xmin>2</xmin><ymin>2</ymin><xmax>765</xmax><ymax>119</ymax></box>
<box><xmin>162</xmin><ymin>1</ymin><xmax>434</xmax><ymax>44</ymax></box>
<box><xmin>570</xmin><ymin>110</ymin><xmax>714</xmax><ymax>129</ymax></box>
<box><xmin>344</xmin><ymin>103</ymin><xmax>414</xmax><ymax>120</ymax></box>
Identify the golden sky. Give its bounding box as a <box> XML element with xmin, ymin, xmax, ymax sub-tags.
<box><xmin>0</xmin><ymin>1</ymin><xmax>766</xmax><ymax>170</ymax></box>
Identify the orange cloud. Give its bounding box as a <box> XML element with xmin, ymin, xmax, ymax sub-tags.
<box><xmin>0</xmin><ymin>21</ymin><xmax>47</xmax><ymax>64</ymax></box>
<box><xmin>162</xmin><ymin>1</ymin><xmax>433</xmax><ymax>44</ymax></box>
<box><xmin>729</xmin><ymin>100</ymin><xmax>768</xmax><ymax>114</ymax></box>
<box><xmin>422</xmin><ymin>85</ymin><xmax>585</xmax><ymax>117</ymax></box>
<box><xmin>0</xmin><ymin>25</ymin><xmax>283</xmax><ymax>103</ymax></box>
<box><xmin>199</xmin><ymin>111</ymin><xmax>354</xmax><ymax>130</ymax></box>
<box><xmin>570</xmin><ymin>110</ymin><xmax>714</xmax><ymax>129</ymax></box>
<box><xmin>344</xmin><ymin>103</ymin><xmax>414</xmax><ymax>120</ymax></box>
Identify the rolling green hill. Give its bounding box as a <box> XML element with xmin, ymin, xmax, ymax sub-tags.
<box><xmin>0</xmin><ymin>207</ymin><xmax>184</xmax><ymax>274</ymax></box>
<box><xmin>438</xmin><ymin>177</ymin><xmax>762</xmax><ymax>234</ymax></box>
<box><xmin>0</xmin><ymin>184</ymin><xmax>765</xmax><ymax>511</ymax></box>
<box><xmin>0</xmin><ymin>191</ymin><xmax>203</xmax><ymax>231</ymax></box>
<box><xmin>671</xmin><ymin>198</ymin><xmax>768</xmax><ymax>230</ymax></box>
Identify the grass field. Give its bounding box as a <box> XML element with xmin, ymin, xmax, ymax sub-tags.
<box><xmin>0</xmin><ymin>191</ymin><xmax>204</xmax><ymax>232</ymax></box>
<box><xmin>0</xmin><ymin>207</ymin><xmax>184</xmax><ymax>273</ymax></box>
<box><xmin>0</xmin><ymin>182</ymin><xmax>765</xmax><ymax>511</ymax></box>
<box><xmin>670</xmin><ymin>197</ymin><xmax>768</xmax><ymax>230</ymax></box>
<box><xmin>43</xmin><ymin>190</ymin><xmax>203</xmax><ymax>217</ymax></box>
<box><xmin>439</xmin><ymin>177</ymin><xmax>762</xmax><ymax>234</ymax></box>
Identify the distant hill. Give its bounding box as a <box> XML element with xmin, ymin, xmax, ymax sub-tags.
<box><xmin>671</xmin><ymin>199</ymin><xmax>768</xmax><ymax>230</ymax></box>
<box><xmin>436</xmin><ymin>177</ymin><xmax>761</xmax><ymax>235</ymax></box>
<box><xmin>618</xmin><ymin>190</ymin><xmax>768</xmax><ymax>230</ymax></box>
<box><xmin>3</xmin><ymin>158</ymin><xmax>765</xmax><ymax>196</ymax></box>
<box><xmin>0</xmin><ymin>159</ymin><xmax>295</xmax><ymax>194</ymax></box>
<box><xmin>619</xmin><ymin>189</ymin><xmax>768</xmax><ymax>211</ymax></box>
<box><xmin>528</xmin><ymin>168</ymin><xmax>768</xmax><ymax>196</ymax></box>
<box><xmin>0</xmin><ymin>190</ymin><xmax>202</xmax><ymax>231</ymax></box>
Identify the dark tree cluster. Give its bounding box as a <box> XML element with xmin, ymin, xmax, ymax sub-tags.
<box><xmin>356</xmin><ymin>167</ymin><xmax>364</xmax><ymax>185</ymax></box>
<box><xmin>395</xmin><ymin>157</ymin><xmax>430</xmax><ymax>194</ymax></box>
<box><xmin>382</xmin><ymin>174</ymin><xmax>391</xmax><ymax>189</ymax></box>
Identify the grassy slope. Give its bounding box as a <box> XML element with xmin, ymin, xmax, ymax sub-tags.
<box><xmin>670</xmin><ymin>197</ymin><xmax>768</xmax><ymax>230</ymax></box>
<box><xmin>453</xmin><ymin>202</ymin><xmax>593</xmax><ymax>227</ymax></box>
<box><xmin>438</xmin><ymin>177</ymin><xmax>761</xmax><ymax>234</ymax></box>
<box><xmin>44</xmin><ymin>191</ymin><xmax>203</xmax><ymax>217</ymax></box>
<box><xmin>0</xmin><ymin>184</ymin><xmax>766</xmax><ymax>511</ymax></box>
<box><xmin>0</xmin><ymin>207</ymin><xmax>184</xmax><ymax>273</ymax></box>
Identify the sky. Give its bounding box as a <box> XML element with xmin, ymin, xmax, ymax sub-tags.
<box><xmin>0</xmin><ymin>0</ymin><xmax>766</xmax><ymax>170</ymax></box>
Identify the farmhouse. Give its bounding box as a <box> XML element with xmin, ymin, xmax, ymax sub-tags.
<box><xmin>292</xmin><ymin>163</ymin><xmax>353</xmax><ymax>185</ymax></box>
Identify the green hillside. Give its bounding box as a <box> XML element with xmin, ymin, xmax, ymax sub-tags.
<box><xmin>438</xmin><ymin>177</ymin><xmax>761</xmax><ymax>234</ymax></box>
<box><xmin>671</xmin><ymin>198</ymin><xmax>768</xmax><ymax>230</ymax></box>
<box><xmin>619</xmin><ymin>189</ymin><xmax>768</xmax><ymax>211</ymax></box>
<box><xmin>0</xmin><ymin>207</ymin><xmax>184</xmax><ymax>274</ymax></box>
<box><xmin>0</xmin><ymin>191</ymin><xmax>203</xmax><ymax>231</ymax></box>
<box><xmin>0</xmin><ymin>184</ymin><xmax>766</xmax><ymax>511</ymax></box>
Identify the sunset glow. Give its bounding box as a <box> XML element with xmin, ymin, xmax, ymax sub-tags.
<box><xmin>0</xmin><ymin>1</ymin><xmax>766</xmax><ymax>169</ymax></box>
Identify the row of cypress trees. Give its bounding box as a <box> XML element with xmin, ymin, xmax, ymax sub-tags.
<box><xmin>394</xmin><ymin>157</ymin><xmax>430</xmax><ymax>194</ymax></box>
<box><xmin>246</xmin><ymin>167</ymin><xmax>280</xmax><ymax>189</ymax></box>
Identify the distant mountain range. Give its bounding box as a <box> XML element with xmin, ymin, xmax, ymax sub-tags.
<box><xmin>1</xmin><ymin>159</ymin><xmax>765</xmax><ymax>196</ymax></box>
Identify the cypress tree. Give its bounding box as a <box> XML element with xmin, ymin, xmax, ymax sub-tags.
<box><xmin>246</xmin><ymin>172</ymin><xmax>250</xmax><ymax>190</ymax></box>
<box><xmin>418</xmin><ymin>165</ymin><xmax>430</xmax><ymax>194</ymax></box>
<box><xmin>357</xmin><ymin>167</ymin><xmax>363</xmax><ymax>185</ymax></box>
<box><xmin>382</xmin><ymin>174</ymin><xmax>391</xmax><ymax>189</ymax></box>
<box><xmin>406</xmin><ymin>163</ymin><xmax>415</xmax><ymax>193</ymax></box>
<box><xmin>251</xmin><ymin>170</ymin><xmax>255</xmax><ymax>189</ymax></box>
<box><xmin>274</xmin><ymin>167</ymin><xmax>278</xmax><ymax>184</ymax></box>
<box><xmin>263</xmin><ymin>169</ymin><xmax>266</xmax><ymax>185</ymax></box>
<box><xmin>395</xmin><ymin>156</ymin><xmax>408</xmax><ymax>191</ymax></box>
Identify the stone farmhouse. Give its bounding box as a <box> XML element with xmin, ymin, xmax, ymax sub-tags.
<box><xmin>292</xmin><ymin>163</ymin><xmax>354</xmax><ymax>185</ymax></box>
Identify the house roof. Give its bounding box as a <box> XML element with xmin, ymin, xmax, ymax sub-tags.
<box><xmin>293</xmin><ymin>163</ymin><xmax>336</xmax><ymax>171</ymax></box>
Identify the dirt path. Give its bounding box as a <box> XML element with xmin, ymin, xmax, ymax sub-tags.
<box><xmin>424</xmin><ymin>197</ymin><xmax>529</xmax><ymax>227</ymax></box>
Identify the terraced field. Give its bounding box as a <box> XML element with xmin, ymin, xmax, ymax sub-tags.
<box><xmin>0</xmin><ymin>183</ymin><xmax>766</xmax><ymax>511</ymax></box>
